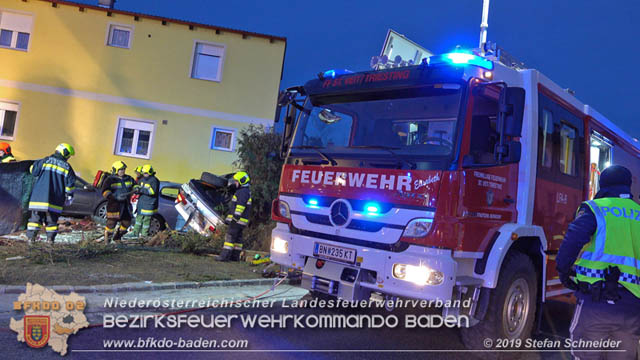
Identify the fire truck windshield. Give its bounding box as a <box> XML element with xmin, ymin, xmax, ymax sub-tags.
<box><xmin>290</xmin><ymin>84</ymin><xmax>463</xmax><ymax>167</ymax></box>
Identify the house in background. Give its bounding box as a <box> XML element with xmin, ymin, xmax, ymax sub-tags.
<box><xmin>0</xmin><ymin>0</ymin><xmax>286</xmax><ymax>182</ymax></box>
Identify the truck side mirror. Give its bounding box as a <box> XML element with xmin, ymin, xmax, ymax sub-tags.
<box><xmin>273</xmin><ymin>90</ymin><xmax>288</xmax><ymax>123</ymax></box>
<box><xmin>499</xmin><ymin>87</ymin><xmax>525</xmax><ymax>137</ymax></box>
<box><xmin>280</xmin><ymin>104</ymin><xmax>297</xmax><ymax>159</ymax></box>
<box><xmin>495</xmin><ymin>140</ymin><xmax>521</xmax><ymax>163</ymax></box>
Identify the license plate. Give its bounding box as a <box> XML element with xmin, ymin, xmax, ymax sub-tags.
<box><xmin>313</xmin><ymin>242</ymin><xmax>356</xmax><ymax>264</ymax></box>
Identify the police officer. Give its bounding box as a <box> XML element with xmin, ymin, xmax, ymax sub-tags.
<box><xmin>217</xmin><ymin>171</ymin><xmax>252</xmax><ymax>262</ymax></box>
<box><xmin>100</xmin><ymin>161</ymin><xmax>135</xmax><ymax>242</ymax></box>
<box><xmin>26</xmin><ymin>143</ymin><xmax>76</xmax><ymax>243</ymax></box>
<box><xmin>557</xmin><ymin>165</ymin><xmax>640</xmax><ymax>360</ymax></box>
<box><xmin>128</xmin><ymin>164</ymin><xmax>159</xmax><ymax>238</ymax></box>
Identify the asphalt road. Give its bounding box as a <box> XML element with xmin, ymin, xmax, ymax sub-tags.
<box><xmin>0</xmin><ymin>297</ymin><xmax>579</xmax><ymax>360</ymax></box>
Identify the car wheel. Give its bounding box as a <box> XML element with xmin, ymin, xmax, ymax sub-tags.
<box><xmin>148</xmin><ymin>215</ymin><xmax>166</xmax><ymax>236</ymax></box>
<box><xmin>94</xmin><ymin>202</ymin><xmax>107</xmax><ymax>219</ymax></box>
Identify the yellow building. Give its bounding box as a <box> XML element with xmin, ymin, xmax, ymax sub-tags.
<box><xmin>0</xmin><ymin>0</ymin><xmax>286</xmax><ymax>183</ymax></box>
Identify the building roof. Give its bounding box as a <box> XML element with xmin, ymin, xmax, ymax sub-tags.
<box><xmin>41</xmin><ymin>0</ymin><xmax>287</xmax><ymax>43</ymax></box>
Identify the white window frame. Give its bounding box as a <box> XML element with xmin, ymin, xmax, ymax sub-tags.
<box><xmin>0</xmin><ymin>100</ymin><xmax>19</xmax><ymax>140</ymax></box>
<box><xmin>189</xmin><ymin>40</ymin><xmax>226</xmax><ymax>82</ymax></box>
<box><xmin>105</xmin><ymin>22</ymin><xmax>133</xmax><ymax>49</ymax></box>
<box><xmin>0</xmin><ymin>9</ymin><xmax>34</xmax><ymax>52</ymax></box>
<box><xmin>113</xmin><ymin>117</ymin><xmax>156</xmax><ymax>159</ymax></box>
<box><xmin>210</xmin><ymin>126</ymin><xmax>236</xmax><ymax>152</ymax></box>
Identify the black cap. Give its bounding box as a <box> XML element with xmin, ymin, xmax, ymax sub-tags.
<box><xmin>599</xmin><ymin>165</ymin><xmax>632</xmax><ymax>189</ymax></box>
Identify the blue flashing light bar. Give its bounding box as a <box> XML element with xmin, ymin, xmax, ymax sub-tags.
<box><xmin>307</xmin><ymin>198</ymin><xmax>320</xmax><ymax>209</ymax></box>
<box><xmin>364</xmin><ymin>202</ymin><xmax>380</xmax><ymax>215</ymax></box>
<box><xmin>428</xmin><ymin>51</ymin><xmax>493</xmax><ymax>70</ymax></box>
<box><xmin>322</xmin><ymin>69</ymin><xmax>354</xmax><ymax>79</ymax></box>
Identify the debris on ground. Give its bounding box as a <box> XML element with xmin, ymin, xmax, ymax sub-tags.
<box><xmin>0</xmin><ymin>217</ymin><xmax>102</xmax><ymax>244</ymax></box>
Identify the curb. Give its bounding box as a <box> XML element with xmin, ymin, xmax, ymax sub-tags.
<box><xmin>0</xmin><ymin>277</ymin><xmax>300</xmax><ymax>295</ymax></box>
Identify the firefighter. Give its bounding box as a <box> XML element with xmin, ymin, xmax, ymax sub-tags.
<box><xmin>133</xmin><ymin>165</ymin><xmax>143</xmax><ymax>184</ymax></box>
<box><xmin>26</xmin><ymin>143</ymin><xmax>76</xmax><ymax>243</ymax></box>
<box><xmin>217</xmin><ymin>171</ymin><xmax>252</xmax><ymax>262</ymax></box>
<box><xmin>100</xmin><ymin>161</ymin><xmax>135</xmax><ymax>242</ymax></box>
<box><xmin>557</xmin><ymin>165</ymin><xmax>640</xmax><ymax>360</ymax></box>
<box><xmin>0</xmin><ymin>142</ymin><xmax>16</xmax><ymax>163</ymax></box>
<box><xmin>128</xmin><ymin>164</ymin><xmax>159</xmax><ymax>238</ymax></box>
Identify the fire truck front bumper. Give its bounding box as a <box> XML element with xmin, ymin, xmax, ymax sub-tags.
<box><xmin>270</xmin><ymin>223</ymin><xmax>457</xmax><ymax>302</ymax></box>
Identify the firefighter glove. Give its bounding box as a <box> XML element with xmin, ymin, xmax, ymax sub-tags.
<box><xmin>559</xmin><ymin>270</ymin><xmax>578</xmax><ymax>291</ymax></box>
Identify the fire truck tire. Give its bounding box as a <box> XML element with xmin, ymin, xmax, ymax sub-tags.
<box><xmin>200</xmin><ymin>172</ymin><xmax>227</xmax><ymax>187</ymax></box>
<box><xmin>460</xmin><ymin>251</ymin><xmax>537</xmax><ymax>358</ymax></box>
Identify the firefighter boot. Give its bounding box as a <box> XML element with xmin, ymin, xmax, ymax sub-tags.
<box><xmin>26</xmin><ymin>230</ymin><xmax>37</xmax><ymax>243</ymax></box>
<box><xmin>216</xmin><ymin>249</ymin><xmax>232</xmax><ymax>262</ymax></box>
<box><xmin>230</xmin><ymin>249</ymin><xmax>241</xmax><ymax>262</ymax></box>
<box><xmin>46</xmin><ymin>233</ymin><xmax>55</xmax><ymax>244</ymax></box>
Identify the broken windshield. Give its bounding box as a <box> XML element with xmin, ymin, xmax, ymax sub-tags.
<box><xmin>290</xmin><ymin>84</ymin><xmax>464</xmax><ymax>162</ymax></box>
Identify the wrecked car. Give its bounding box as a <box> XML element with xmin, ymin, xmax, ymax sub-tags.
<box><xmin>174</xmin><ymin>172</ymin><xmax>233</xmax><ymax>235</ymax></box>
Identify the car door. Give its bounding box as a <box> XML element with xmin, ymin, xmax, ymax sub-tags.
<box><xmin>63</xmin><ymin>177</ymin><xmax>99</xmax><ymax>215</ymax></box>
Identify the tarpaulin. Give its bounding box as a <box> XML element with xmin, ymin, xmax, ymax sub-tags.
<box><xmin>0</xmin><ymin>161</ymin><xmax>34</xmax><ymax>235</ymax></box>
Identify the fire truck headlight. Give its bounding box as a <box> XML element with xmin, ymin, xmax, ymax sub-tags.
<box><xmin>392</xmin><ymin>264</ymin><xmax>443</xmax><ymax>286</ymax></box>
<box><xmin>271</xmin><ymin>237</ymin><xmax>289</xmax><ymax>254</ymax></box>
<box><xmin>402</xmin><ymin>218</ymin><xmax>433</xmax><ymax>238</ymax></box>
<box><xmin>278</xmin><ymin>200</ymin><xmax>291</xmax><ymax>219</ymax></box>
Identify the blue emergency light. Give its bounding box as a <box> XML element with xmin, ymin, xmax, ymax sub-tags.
<box><xmin>307</xmin><ymin>198</ymin><xmax>320</xmax><ymax>208</ymax></box>
<box><xmin>364</xmin><ymin>202</ymin><xmax>380</xmax><ymax>215</ymax></box>
<box><xmin>321</xmin><ymin>69</ymin><xmax>353</xmax><ymax>79</ymax></box>
<box><xmin>428</xmin><ymin>51</ymin><xmax>493</xmax><ymax>70</ymax></box>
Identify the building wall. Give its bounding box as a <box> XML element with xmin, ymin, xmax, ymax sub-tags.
<box><xmin>0</xmin><ymin>0</ymin><xmax>285</xmax><ymax>182</ymax></box>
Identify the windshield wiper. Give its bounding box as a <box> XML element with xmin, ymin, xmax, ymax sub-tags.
<box><xmin>349</xmin><ymin>145</ymin><xmax>417</xmax><ymax>169</ymax></box>
<box><xmin>291</xmin><ymin>146</ymin><xmax>338</xmax><ymax>166</ymax></box>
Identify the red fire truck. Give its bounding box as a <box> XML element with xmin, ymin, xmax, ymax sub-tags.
<box><xmin>270</xmin><ymin>47</ymin><xmax>640</xmax><ymax>347</ymax></box>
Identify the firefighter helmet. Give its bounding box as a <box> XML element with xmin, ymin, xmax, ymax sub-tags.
<box><xmin>141</xmin><ymin>164</ymin><xmax>155</xmax><ymax>175</ymax></box>
<box><xmin>233</xmin><ymin>171</ymin><xmax>250</xmax><ymax>186</ymax></box>
<box><xmin>55</xmin><ymin>143</ymin><xmax>75</xmax><ymax>158</ymax></box>
<box><xmin>135</xmin><ymin>165</ymin><xmax>143</xmax><ymax>173</ymax></box>
<box><xmin>112</xmin><ymin>160</ymin><xmax>127</xmax><ymax>173</ymax></box>
<box><xmin>0</xmin><ymin>142</ymin><xmax>11</xmax><ymax>154</ymax></box>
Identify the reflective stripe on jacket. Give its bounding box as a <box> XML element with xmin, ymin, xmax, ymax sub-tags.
<box><xmin>101</xmin><ymin>174</ymin><xmax>135</xmax><ymax>212</ymax></box>
<box><xmin>226</xmin><ymin>185</ymin><xmax>251</xmax><ymax>226</ymax></box>
<box><xmin>136</xmin><ymin>175</ymin><xmax>159</xmax><ymax>213</ymax></box>
<box><xmin>576</xmin><ymin>198</ymin><xmax>640</xmax><ymax>298</ymax></box>
<box><xmin>28</xmin><ymin>153</ymin><xmax>76</xmax><ymax>213</ymax></box>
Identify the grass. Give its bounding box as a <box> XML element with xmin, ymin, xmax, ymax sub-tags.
<box><xmin>0</xmin><ymin>240</ymin><xmax>263</xmax><ymax>286</ymax></box>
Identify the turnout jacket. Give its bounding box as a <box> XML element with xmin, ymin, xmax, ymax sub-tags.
<box><xmin>101</xmin><ymin>174</ymin><xmax>135</xmax><ymax>212</ymax></box>
<box><xmin>136</xmin><ymin>175</ymin><xmax>159</xmax><ymax>215</ymax></box>
<box><xmin>226</xmin><ymin>185</ymin><xmax>251</xmax><ymax>226</ymax></box>
<box><xmin>28</xmin><ymin>153</ymin><xmax>76</xmax><ymax>213</ymax></box>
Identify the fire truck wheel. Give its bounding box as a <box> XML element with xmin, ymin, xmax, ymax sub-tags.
<box><xmin>460</xmin><ymin>251</ymin><xmax>537</xmax><ymax>358</ymax></box>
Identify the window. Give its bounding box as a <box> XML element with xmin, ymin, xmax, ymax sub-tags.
<box><xmin>559</xmin><ymin>123</ymin><xmax>577</xmax><ymax>176</ymax></box>
<box><xmin>191</xmin><ymin>42</ymin><xmax>225</xmax><ymax>82</ymax></box>
<box><xmin>114</xmin><ymin>118</ymin><xmax>155</xmax><ymax>159</ymax></box>
<box><xmin>0</xmin><ymin>11</ymin><xmax>33</xmax><ymax>50</ymax></box>
<box><xmin>540</xmin><ymin>109</ymin><xmax>553</xmax><ymax>168</ymax></box>
<box><xmin>0</xmin><ymin>101</ymin><xmax>18</xmax><ymax>140</ymax></box>
<box><xmin>210</xmin><ymin>127</ymin><xmax>235</xmax><ymax>151</ymax></box>
<box><xmin>107</xmin><ymin>24</ymin><xmax>132</xmax><ymax>48</ymax></box>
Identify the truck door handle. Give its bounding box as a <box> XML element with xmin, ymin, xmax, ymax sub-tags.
<box><xmin>503</xmin><ymin>198</ymin><xmax>515</xmax><ymax>204</ymax></box>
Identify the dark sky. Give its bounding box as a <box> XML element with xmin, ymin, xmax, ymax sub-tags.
<box><xmin>74</xmin><ymin>0</ymin><xmax>639</xmax><ymax>138</ymax></box>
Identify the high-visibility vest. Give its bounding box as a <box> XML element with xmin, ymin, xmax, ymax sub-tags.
<box><xmin>575</xmin><ymin>197</ymin><xmax>640</xmax><ymax>298</ymax></box>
